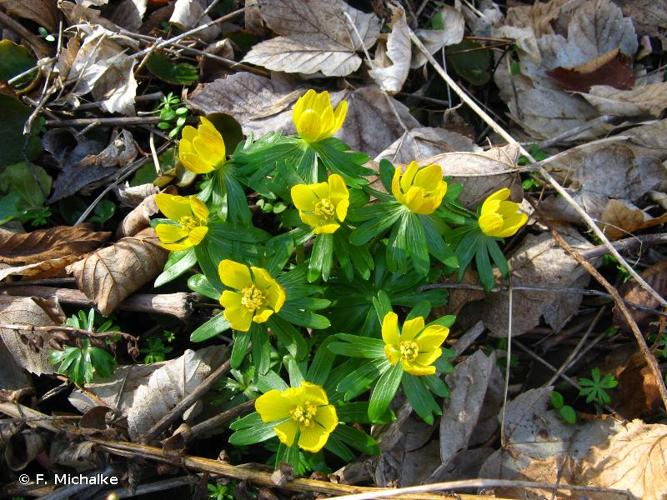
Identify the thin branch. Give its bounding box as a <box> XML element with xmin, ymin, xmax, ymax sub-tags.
<box><xmin>45</xmin><ymin>116</ymin><xmax>162</xmax><ymax>128</ymax></box>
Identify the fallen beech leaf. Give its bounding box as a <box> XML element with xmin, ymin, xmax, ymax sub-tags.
<box><xmin>581</xmin><ymin>82</ymin><xmax>667</xmax><ymax>117</ymax></box>
<box><xmin>613</xmin><ymin>352</ymin><xmax>662</xmax><ymax>419</ymax></box>
<box><xmin>411</xmin><ymin>5</ymin><xmax>464</xmax><ymax>68</ymax></box>
<box><xmin>599</xmin><ymin>199</ymin><xmax>667</xmax><ymax>240</ymax></box>
<box><xmin>369</xmin><ymin>5</ymin><xmax>411</xmax><ymax>94</ymax></box>
<box><xmin>0</xmin><ymin>0</ymin><xmax>58</xmax><ymax>31</ymax></box>
<box><xmin>67</xmin><ymin>228</ymin><xmax>168</xmax><ymax>315</ymax></box>
<box><xmin>547</xmin><ymin>49</ymin><xmax>634</xmax><ymax>93</ymax></box>
<box><xmin>69</xmin><ymin>346</ymin><xmax>227</xmax><ymax>439</ymax></box>
<box><xmin>375</xmin><ymin>127</ymin><xmax>478</xmax><ymax>165</ymax></box>
<box><xmin>116</xmin><ymin>194</ymin><xmax>159</xmax><ymax>238</ymax></box>
<box><xmin>242</xmin><ymin>0</ymin><xmax>381</xmax><ymax>77</ymax></box>
<box><xmin>616</xmin><ymin>260</ymin><xmax>667</xmax><ymax>327</ymax></box>
<box><xmin>0</xmin><ymin>295</ymin><xmax>65</xmax><ymax>376</ymax></box>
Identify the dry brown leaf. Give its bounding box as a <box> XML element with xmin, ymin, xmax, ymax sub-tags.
<box><xmin>67</xmin><ymin>228</ymin><xmax>168</xmax><ymax>315</ymax></box>
<box><xmin>0</xmin><ymin>225</ymin><xmax>110</xmax><ymax>282</ymax></box>
<box><xmin>116</xmin><ymin>194</ymin><xmax>159</xmax><ymax>238</ymax></box>
<box><xmin>375</xmin><ymin>127</ymin><xmax>478</xmax><ymax>165</ymax></box>
<box><xmin>411</xmin><ymin>5</ymin><xmax>464</xmax><ymax>69</ymax></box>
<box><xmin>0</xmin><ymin>296</ymin><xmax>65</xmax><ymax>376</ymax></box>
<box><xmin>369</xmin><ymin>5</ymin><xmax>411</xmax><ymax>94</ymax></box>
<box><xmin>114</xmin><ymin>183</ymin><xmax>160</xmax><ymax>208</ymax></box>
<box><xmin>613</xmin><ymin>352</ymin><xmax>662</xmax><ymax>419</ymax></box>
<box><xmin>616</xmin><ymin>260</ymin><xmax>667</xmax><ymax>327</ymax></box>
<box><xmin>170</xmin><ymin>0</ymin><xmax>220</xmax><ymax>41</ymax></box>
<box><xmin>242</xmin><ymin>0</ymin><xmax>380</xmax><ymax>76</ymax></box>
<box><xmin>547</xmin><ymin>49</ymin><xmax>635</xmax><ymax>92</ymax></box>
<box><xmin>0</xmin><ymin>0</ymin><xmax>58</xmax><ymax>31</ymax></box>
<box><xmin>69</xmin><ymin>346</ymin><xmax>227</xmax><ymax>439</ymax></box>
<box><xmin>599</xmin><ymin>199</ymin><xmax>667</xmax><ymax>240</ymax></box>
<box><xmin>578</xmin><ymin>420</ymin><xmax>667</xmax><ymax>500</ymax></box>
<box><xmin>581</xmin><ymin>82</ymin><xmax>667</xmax><ymax>117</ymax></box>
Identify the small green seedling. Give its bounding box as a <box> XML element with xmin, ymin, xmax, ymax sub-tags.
<box><xmin>578</xmin><ymin>368</ymin><xmax>617</xmax><ymax>406</ymax></box>
<box><xmin>207</xmin><ymin>482</ymin><xmax>235</xmax><ymax>500</ymax></box>
<box><xmin>550</xmin><ymin>390</ymin><xmax>577</xmax><ymax>424</ymax></box>
<box><xmin>157</xmin><ymin>93</ymin><xmax>189</xmax><ymax>138</ymax></box>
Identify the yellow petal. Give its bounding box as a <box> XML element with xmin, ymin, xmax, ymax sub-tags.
<box><xmin>382</xmin><ymin>312</ymin><xmax>400</xmax><ymax>346</ymax></box>
<box><xmin>415</xmin><ymin>348</ymin><xmax>441</xmax><ymax>366</ymax></box>
<box><xmin>300</xmin><ymin>382</ymin><xmax>329</xmax><ymax>405</ymax></box>
<box><xmin>253</xmin><ymin>308</ymin><xmax>274</xmax><ymax>324</ymax></box>
<box><xmin>296</xmin><ymin>110</ymin><xmax>322</xmax><ymax>142</ymax></box>
<box><xmin>413</xmin><ymin>164</ymin><xmax>443</xmax><ymax>189</ymax></box>
<box><xmin>190</xmin><ymin>197</ymin><xmax>209</xmax><ymax>222</ymax></box>
<box><xmin>218</xmin><ymin>260</ymin><xmax>252</xmax><ymax>290</ymax></box>
<box><xmin>274</xmin><ymin>420</ymin><xmax>299</xmax><ymax>447</ymax></box>
<box><xmin>256</xmin><ymin>390</ymin><xmax>294</xmax><ymax>422</ymax></box>
<box><xmin>298</xmin><ymin>425</ymin><xmax>329</xmax><ymax>453</ymax></box>
<box><xmin>155</xmin><ymin>223</ymin><xmax>188</xmax><ymax>243</ymax></box>
<box><xmin>188</xmin><ymin>226</ymin><xmax>208</xmax><ymax>246</ymax></box>
<box><xmin>482</xmin><ymin>188</ymin><xmax>510</xmax><ymax>214</ymax></box>
<box><xmin>251</xmin><ymin>267</ymin><xmax>285</xmax><ymax>312</ymax></box>
<box><xmin>400</xmin><ymin>162</ymin><xmax>419</xmax><ymax>193</ymax></box>
<box><xmin>223</xmin><ymin>306</ymin><xmax>253</xmax><ymax>332</ymax></box>
<box><xmin>160</xmin><ymin>240</ymin><xmax>193</xmax><ymax>252</ymax></box>
<box><xmin>155</xmin><ymin>193</ymin><xmax>192</xmax><ymax>220</ymax></box>
<box><xmin>180</xmin><ymin>152</ymin><xmax>215</xmax><ymax>174</ymax></box>
<box><xmin>416</xmin><ymin>325</ymin><xmax>449</xmax><ymax>350</ymax></box>
<box><xmin>332</xmin><ymin>99</ymin><xmax>348</xmax><ymax>133</ymax></box>
<box><xmin>291</xmin><ymin>184</ymin><xmax>318</xmax><ymax>212</ymax></box>
<box><xmin>313</xmin><ymin>223</ymin><xmax>340</xmax><ymax>234</ymax></box>
<box><xmin>315</xmin><ymin>404</ymin><xmax>338</xmax><ymax>432</ymax></box>
<box><xmin>401</xmin><ymin>316</ymin><xmax>425</xmax><ymax>341</ymax></box>
<box><xmin>479</xmin><ymin>212</ymin><xmax>504</xmax><ymax>237</ymax></box>
<box><xmin>181</xmin><ymin>126</ymin><xmax>197</xmax><ymax>142</ymax></box>
<box><xmin>496</xmin><ymin>212</ymin><xmax>528</xmax><ymax>237</ymax></box>
<box><xmin>385</xmin><ymin>345</ymin><xmax>400</xmax><ymax>365</ymax></box>
<box><xmin>403</xmin><ymin>363</ymin><xmax>436</xmax><ymax>376</ymax></box>
<box><xmin>335</xmin><ymin>199</ymin><xmax>348</xmax><ymax>223</ymax></box>
<box><xmin>328</xmin><ymin>174</ymin><xmax>348</xmax><ymax>203</ymax></box>
<box><xmin>219</xmin><ymin>290</ymin><xmax>242</xmax><ymax>309</ymax></box>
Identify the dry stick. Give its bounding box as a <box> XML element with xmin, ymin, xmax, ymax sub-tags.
<box><xmin>131</xmin><ymin>8</ymin><xmax>245</xmax><ymax>60</ymax></box>
<box><xmin>547</xmin><ymin>226</ymin><xmax>667</xmax><ymax>410</ymax></box>
<box><xmin>176</xmin><ymin>399</ymin><xmax>255</xmax><ymax>444</ymax></box>
<box><xmin>143</xmin><ymin>357</ymin><xmax>232</xmax><ymax>442</ymax></box>
<box><xmin>581</xmin><ymin>232</ymin><xmax>667</xmax><ymax>260</ymax></box>
<box><xmin>408</xmin><ymin>28</ymin><xmax>667</xmax><ymax>310</ymax></box>
<box><xmin>45</xmin><ymin>116</ymin><xmax>162</xmax><ymax>127</ymax></box>
<box><xmin>536</xmin><ymin>115</ymin><xmax>616</xmax><ymax>149</ymax></box>
<box><xmin>0</xmin><ymin>401</ymin><xmax>486</xmax><ymax>500</ymax></box>
<box><xmin>1</xmin><ymin>285</ymin><xmax>195</xmax><ymax>320</ymax></box>
<box><xmin>0</xmin><ymin>11</ymin><xmax>51</xmax><ymax>58</ymax></box>
<box><xmin>331</xmin><ymin>479</ymin><xmax>632</xmax><ymax>500</ymax></box>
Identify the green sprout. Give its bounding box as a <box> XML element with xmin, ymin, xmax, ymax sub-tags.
<box><xmin>157</xmin><ymin>92</ymin><xmax>189</xmax><ymax>138</ymax></box>
<box><xmin>578</xmin><ymin>368</ymin><xmax>618</xmax><ymax>406</ymax></box>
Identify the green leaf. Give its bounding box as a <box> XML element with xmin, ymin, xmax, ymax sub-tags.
<box><xmin>423</xmin><ymin>374</ymin><xmax>449</xmax><ymax>398</ymax></box>
<box><xmin>559</xmin><ymin>405</ymin><xmax>577</xmax><ymax>424</ymax></box>
<box><xmin>336</xmin><ymin>358</ymin><xmax>389</xmax><ymax>400</ymax></box>
<box><xmin>422</xmin><ymin>215</ymin><xmax>458</xmax><ymax>268</ymax></box>
<box><xmin>305</xmin><ymin>337</ymin><xmax>337</xmax><ymax>386</ymax></box>
<box><xmin>0</xmin><ymin>40</ymin><xmax>36</xmax><ymax>89</ymax></box>
<box><xmin>230</xmin><ymin>331</ymin><xmax>251</xmax><ymax>369</ymax></box>
<box><xmin>349</xmin><ymin>207</ymin><xmax>402</xmax><ymax>246</ymax></box>
<box><xmin>455</xmin><ymin>229</ymin><xmax>482</xmax><ymax>279</ymax></box>
<box><xmin>401</xmin><ymin>374</ymin><xmax>441</xmax><ymax>424</ymax></box>
<box><xmin>406</xmin><ymin>301</ymin><xmax>431</xmax><ymax>321</ymax></box>
<box><xmin>475</xmin><ymin>244</ymin><xmax>495</xmax><ymax>291</ymax></box>
<box><xmin>269</xmin><ymin>316</ymin><xmax>308</xmax><ymax>360</ymax></box>
<box><xmin>277</xmin><ymin>304</ymin><xmax>330</xmax><ymax>330</ymax></box>
<box><xmin>328</xmin><ymin>334</ymin><xmax>385</xmax><ymax>358</ymax></box>
<box><xmin>427</xmin><ymin>315</ymin><xmax>457</xmax><ymax>329</ymax></box>
<box><xmin>550</xmin><ymin>391</ymin><xmax>564</xmax><ymax>409</ymax></box>
<box><xmin>228</xmin><ymin>414</ymin><xmax>278</xmax><ymax>445</ymax></box>
<box><xmin>386</xmin><ymin>212</ymin><xmax>410</xmax><ymax>274</ymax></box>
<box><xmin>187</xmin><ymin>273</ymin><xmax>222</xmax><ymax>300</ymax></box>
<box><xmin>251</xmin><ymin>326</ymin><xmax>271</xmax><ymax>375</ymax></box>
<box><xmin>448</xmin><ymin>40</ymin><xmax>492</xmax><ymax>86</ymax></box>
<box><xmin>146</xmin><ymin>52</ymin><xmax>199</xmax><ymax>84</ymax></box>
<box><xmin>333</xmin><ymin>424</ymin><xmax>379</xmax><ymax>455</ymax></box>
<box><xmin>372</xmin><ymin>290</ymin><xmax>392</xmax><ymax>322</ymax></box>
<box><xmin>0</xmin><ymin>96</ymin><xmax>42</xmax><ymax>167</ymax></box>
<box><xmin>404</xmin><ymin>212</ymin><xmax>429</xmax><ymax>276</ymax></box>
<box><xmin>336</xmin><ymin>402</ymin><xmax>392</xmax><ymax>424</ymax></box>
<box><xmin>190</xmin><ymin>313</ymin><xmax>230</xmax><ymax>342</ymax></box>
<box><xmin>308</xmin><ymin>233</ymin><xmax>334</xmax><ymax>282</ymax></box>
<box><xmin>378</xmin><ymin>159</ymin><xmax>394</xmax><ymax>192</ymax></box>
<box><xmin>90</xmin><ymin>199</ymin><xmax>116</xmax><ymax>224</ymax></box>
<box><xmin>0</xmin><ymin>162</ymin><xmax>51</xmax><ymax>207</ymax></box>
<box><xmin>255</xmin><ymin>370</ymin><xmax>289</xmax><ymax>392</ymax></box>
<box><xmin>368</xmin><ymin>362</ymin><xmax>403</xmax><ymax>422</ymax></box>
<box><xmin>486</xmin><ymin>238</ymin><xmax>509</xmax><ymax>277</ymax></box>
<box><xmin>155</xmin><ymin>249</ymin><xmax>197</xmax><ymax>287</ymax></box>
<box><xmin>286</xmin><ymin>356</ymin><xmax>304</xmax><ymax>387</ymax></box>
<box><xmin>325</xmin><ymin>434</ymin><xmax>355</xmax><ymax>461</ymax></box>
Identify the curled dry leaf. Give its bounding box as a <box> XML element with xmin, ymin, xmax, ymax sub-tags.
<box><xmin>170</xmin><ymin>0</ymin><xmax>220</xmax><ymax>41</ymax></box>
<box><xmin>69</xmin><ymin>346</ymin><xmax>227</xmax><ymax>440</ymax></box>
<box><xmin>0</xmin><ymin>295</ymin><xmax>65</xmax><ymax>376</ymax></box>
<box><xmin>79</xmin><ymin>129</ymin><xmax>138</xmax><ymax>168</ymax></box>
<box><xmin>242</xmin><ymin>0</ymin><xmax>381</xmax><ymax>77</ymax></box>
<box><xmin>375</xmin><ymin>126</ymin><xmax>478</xmax><ymax>165</ymax></box>
<box><xmin>615</xmin><ymin>260</ymin><xmax>667</xmax><ymax>327</ymax></box>
<box><xmin>0</xmin><ymin>225</ymin><xmax>110</xmax><ymax>282</ymax></box>
<box><xmin>116</xmin><ymin>193</ymin><xmax>159</xmax><ymax>238</ymax></box>
<box><xmin>599</xmin><ymin>199</ymin><xmax>667</xmax><ymax>240</ymax></box>
<box><xmin>580</xmin><ymin>82</ymin><xmax>667</xmax><ymax>117</ymax></box>
<box><xmin>614</xmin><ymin>352</ymin><xmax>662</xmax><ymax>419</ymax></box>
<box><xmin>411</xmin><ymin>5</ymin><xmax>465</xmax><ymax>69</ymax></box>
<box><xmin>67</xmin><ymin>228</ymin><xmax>168</xmax><ymax>315</ymax></box>
<box><xmin>114</xmin><ymin>182</ymin><xmax>160</xmax><ymax>208</ymax></box>
<box><xmin>369</xmin><ymin>5</ymin><xmax>411</xmax><ymax>94</ymax></box>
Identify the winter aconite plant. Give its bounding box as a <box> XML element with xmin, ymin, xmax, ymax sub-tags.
<box><xmin>151</xmin><ymin>90</ymin><xmax>528</xmax><ymax>473</ymax></box>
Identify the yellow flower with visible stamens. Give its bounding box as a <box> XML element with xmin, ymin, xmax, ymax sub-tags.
<box><xmin>292</xmin><ymin>89</ymin><xmax>348</xmax><ymax>143</ymax></box>
<box><xmin>255</xmin><ymin>381</ymin><xmax>338</xmax><ymax>453</ymax></box>
<box><xmin>154</xmin><ymin>194</ymin><xmax>209</xmax><ymax>251</ymax></box>
<box><xmin>290</xmin><ymin>174</ymin><xmax>349</xmax><ymax>234</ymax></box>
<box><xmin>382</xmin><ymin>312</ymin><xmax>449</xmax><ymax>376</ymax></box>
<box><xmin>391</xmin><ymin>161</ymin><xmax>447</xmax><ymax>215</ymax></box>
<box><xmin>478</xmin><ymin>188</ymin><xmax>528</xmax><ymax>238</ymax></box>
<box><xmin>178</xmin><ymin>116</ymin><xmax>226</xmax><ymax>174</ymax></box>
<box><xmin>218</xmin><ymin>259</ymin><xmax>286</xmax><ymax>332</ymax></box>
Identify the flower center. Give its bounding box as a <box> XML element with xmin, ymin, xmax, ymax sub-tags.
<box><xmin>241</xmin><ymin>285</ymin><xmax>266</xmax><ymax>311</ymax></box>
<box><xmin>290</xmin><ymin>402</ymin><xmax>318</xmax><ymax>427</ymax></box>
<box><xmin>314</xmin><ymin>198</ymin><xmax>336</xmax><ymax>220</ymax></box>
<box><xmin>178</xmin><ymin>215</ymin><xmax>199</xmax><ymax>232</ymax></box>
<box><xmin>399</xmin><ymin>340</ymin><xmax>420</xmax><ymax>362</ymax></box>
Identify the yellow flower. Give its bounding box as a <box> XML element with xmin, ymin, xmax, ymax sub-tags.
<box><xmin>292</xmin><ymin>89</ymin><xmax>347</xmax><ymax>143</ymax></box>
<box><xmin>290</xmin><ymin>174</ymin><xmax>349</xmax><ymax>234</ymax></box>
<box><xmin>178</xmin><ymin>117</ymin><xmax>226</xmax><ymax>174</ymax></box>
<box><xmin>218</xmin><ymin>259</ymin><xmax>286</xmax><ymax>332</ymax></box>
<box><xmin>391</xmin><ymin>161</ymin><xmax>447</xmax><ymax>215</ymax></box>
<box><xmin>255</xmin><ymin>382</ymin><xmax>338</xmax><ymax>453</ymax></box>
<box><xmin>382</xmin><ymin>312</ymin><xmax>449</xmax><ymax>376</ymax></box>
<box><xmin>154</xmin><ymin>194</ymin><xmax>209</xmax><ymax>251</ymax></box>
<box><xmin>478</xmin><ymin>188</ymin><xmax>528</xmax><ymax>238</ymax></box>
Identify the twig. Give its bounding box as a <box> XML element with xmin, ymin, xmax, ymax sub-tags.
<box><xmin>451</xmin><ymin>321</ymin><xmax>485</xmax><ymax>356</ymax></box>
<box><xmin>132</xmin><ymin>8</ymin><xmax>245</xmax><ymax>60</ymax></box>
<box><xmin>581</xmin><ymin>232</ymin><xmax>667</xmax><ymax>260</ymax></box>
<box><xmin>45</xmin><ymin>116</ymin><xmax>162</xmax><ymax>128</ymax></box>
<box><xmin>331</xmin><ymin>478</ymin><xmax>632</xmax><ymax>500</ymax></box>
<box><xmin>143</xmin><ymin>356</ymin><xmax>232</xmax><ymax>442</ymax></box>
<box><xmin>75</xmin><ymin>91</ymin><xmax>165</xmax><ymax>111</ymax></box>
<box><xmin>547</xmin><ymin>226</ymin><xmax>667</xmax><ymax>411</ymax></box>
<box><xmin>408</xmin><ymin>27</ymin><xmax>667</xmax><ymax>310</ymax></box>
<box><xmin>500</xmin><ymin>278</ymin><xmax>513</xmax><ymax>448</ymax></box>
<box><xmin>1</xmin><ymin>286</ymin><xmax>195</xmax><ymax>320</ymax></box>
<box><xmin>537</xmin><ymin>115</ymin><xmax>617</xmax><ymax>149</ymax></box>
<box><xmin>0</xmin><ymin>323</ymin><xmax>139</xmax><ymax>346</ymax></box>
<box><xmin>169</xmin><ymin>399</ymin><xmax>255</xmax><ymax>445</ymax></box>
<box><xmin>110</xmin><ymin>476</ymin><xmax>199</xmax><ymax>498</ymax></box>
